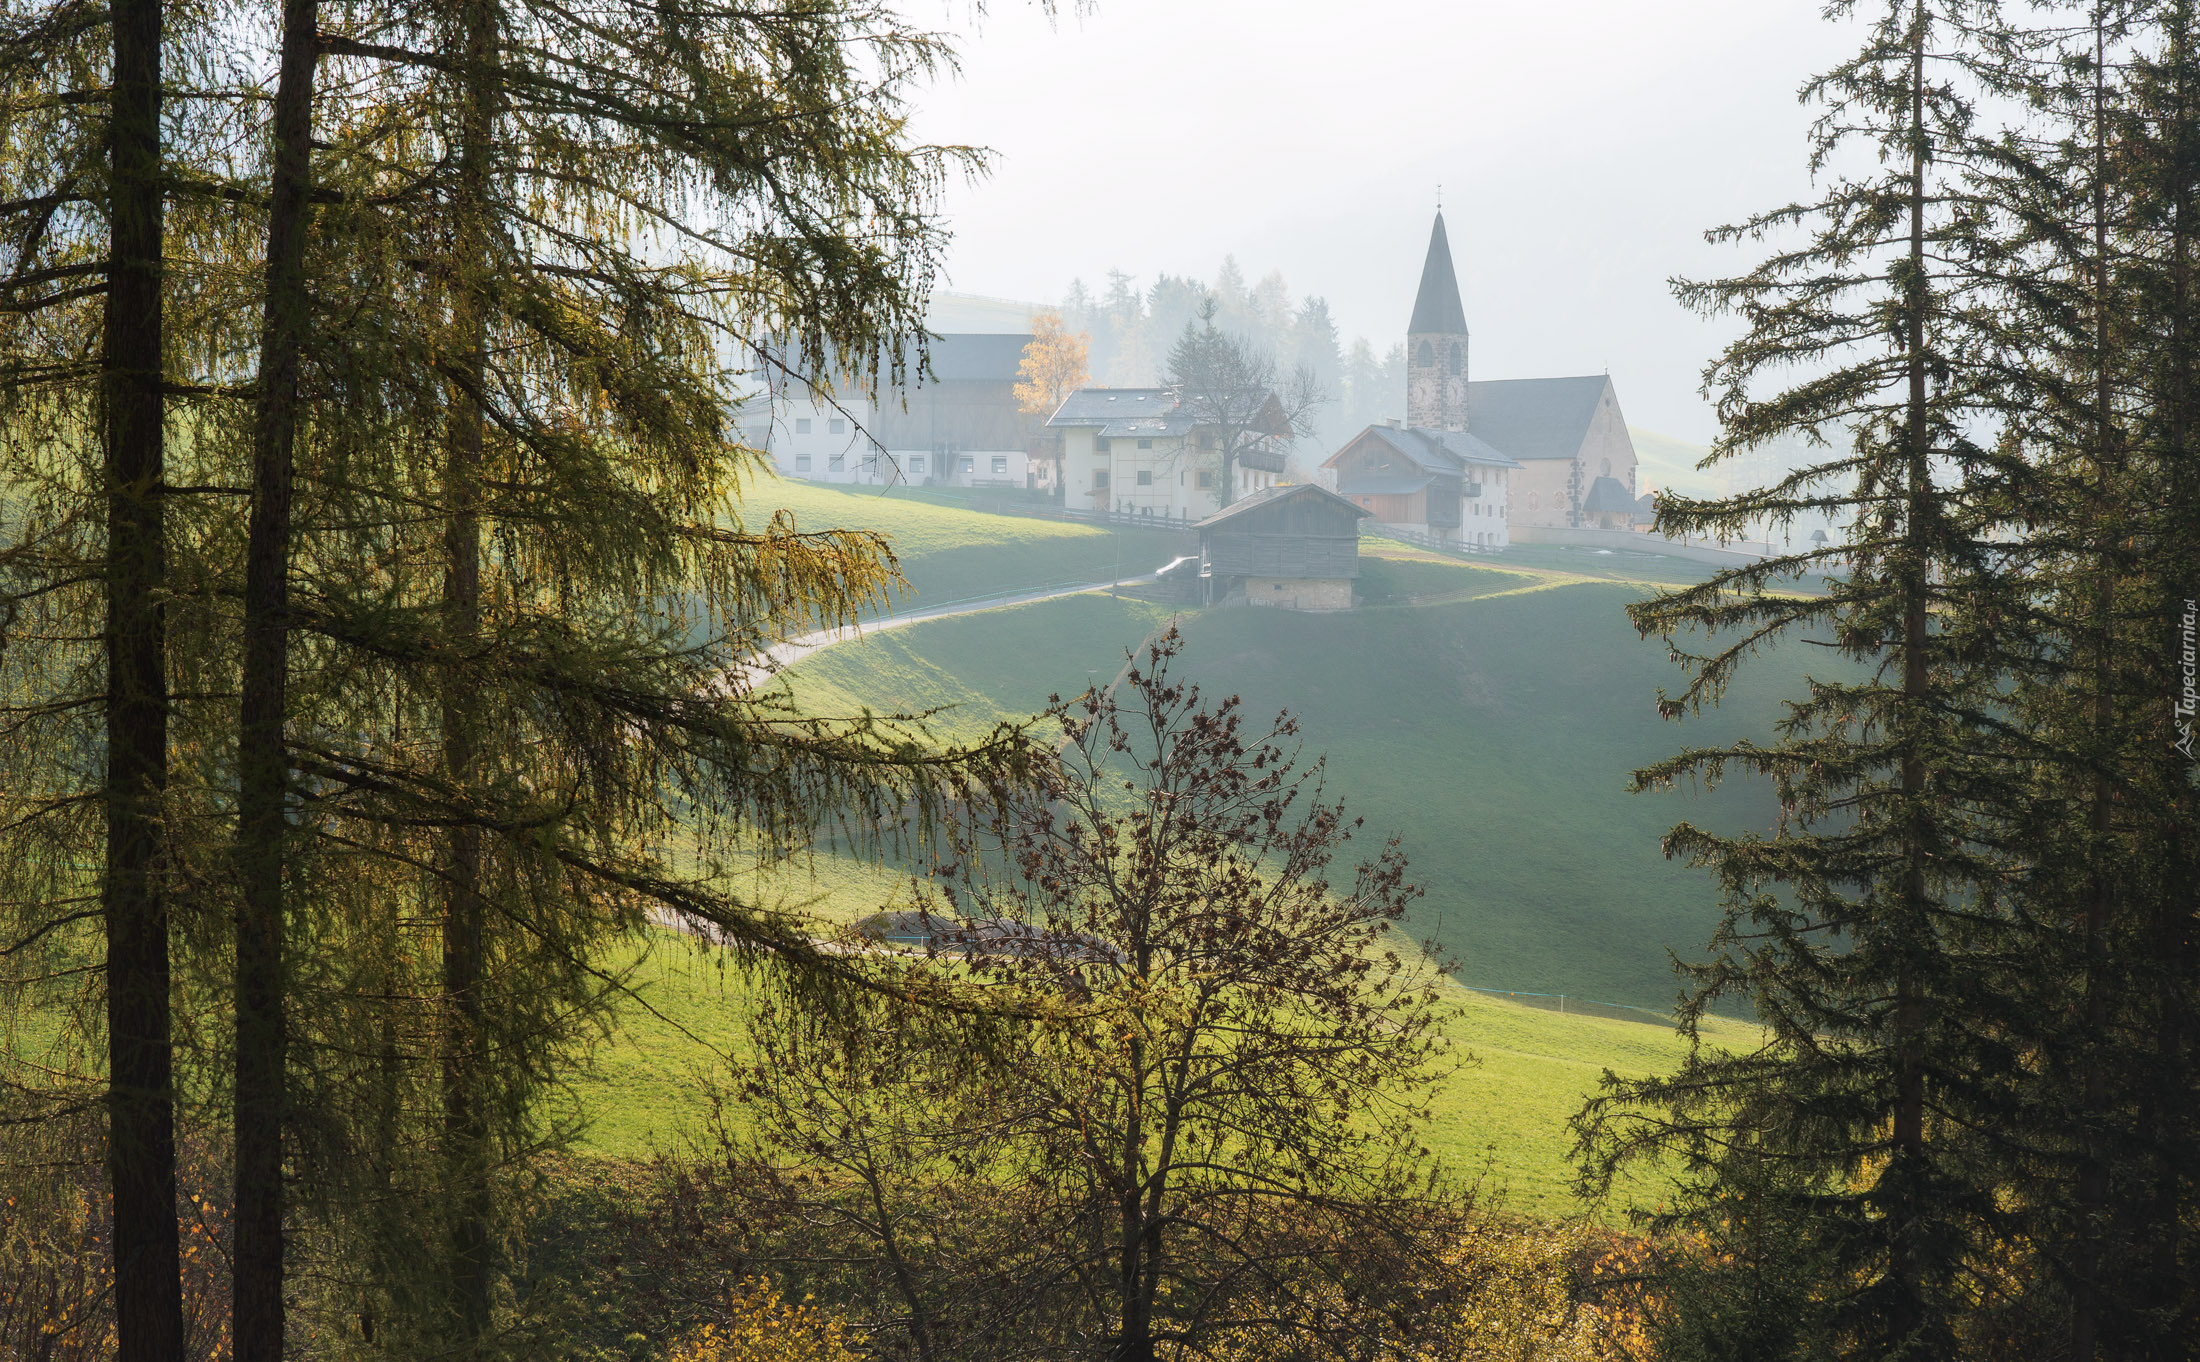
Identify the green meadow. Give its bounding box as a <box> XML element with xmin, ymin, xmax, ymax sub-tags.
<box><xmin>567</xmin><ymin>925</ymin><xmax>1756</xmax><ymax>1221</ymax></box>
<box><xmin>571</xmin><ymin>481</ymin><xmax>1816</xmax><ymax>1219</ymax></box>
<box><xmin>735</xmin><ymin>477</ymin><xmax>1189</xmax><ymax>613</ymax></box>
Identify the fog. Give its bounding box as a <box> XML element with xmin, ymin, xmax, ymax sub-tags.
<box><xmin>909</xmin><ymin>0</ymin><xmax>1866</xmax><ymax>445</ymax></box>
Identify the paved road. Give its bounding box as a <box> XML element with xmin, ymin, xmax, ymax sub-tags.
<box><xmin>755</xmin><ymin>556</ymin><xmax>1194</xmax><ymax>677</ymax></box>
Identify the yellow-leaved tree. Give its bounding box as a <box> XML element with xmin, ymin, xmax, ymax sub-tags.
<box><xmin>1014</xmin><ymin>310</ymin><xmax>1090</xmax><ymax>494</ymax></box>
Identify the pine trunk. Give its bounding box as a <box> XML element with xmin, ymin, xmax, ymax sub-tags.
<box><xmin>103</xmin><ymin>0</ymin><xmax>184</xmax><ymax>1356</ymax></box>
<box><xmin>2072</xmin><ymin>22</ymin><xmax>2118</xmax><ymax>1357</ymax></box>
<box><xmin>1889</xmin><ymin>8</ymin><xmax>1934</xmax><ymax>1346</ymax></box>
<box><xmin>233</xmin><ymin>1</ymin><xmax>319</xmax><ymax>1356</ymax></box>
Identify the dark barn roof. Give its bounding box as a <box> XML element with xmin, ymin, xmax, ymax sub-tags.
<box><xmin>1409</xmin><ymin>212</ymin><xmax>1470</xmax><ymax>336</ymax></box>
<box><xmin>1463</xmin><ymin>375</ymin><xmax>1613</xmax><ymax>462</ymax></box>
<box><xmin>917</xmin><ymin>332</ymin><xmax>1033</xmax><ymax>382</ymax></box>
<box><xmin>1197</xmin><ymin>482</ymin><xmax>1371</xmax><ymax>530</ymax></box>
<box><xmin>1198</xmin><ymin>485</ymin><xmax>1367</xmax><ymax>584</ymax></box>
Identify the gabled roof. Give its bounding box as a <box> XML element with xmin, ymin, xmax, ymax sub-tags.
<box><xmin>1047</xmin><ymin>387</ymin><xmax>1200</xmax><ymax>439</ymax></box>
<box><xmin>1196</xmin><ymin>482</ymin><xmax>1370</xmax><ymax>530</ymax></box>
<box><xmin>919</xmin><ymin>332</ymin><xmax>1034</xmax><ymax>382</ymax></box>
<box><xmin>777</xmin><ymin>332</ymin><xmax>1033</xmax><ymax>390</ymax></box>
<box><xmin>1464</xmin><ymin>375</ymin><xmax>1616</xmax><ymax>462</ymax></box>
<box><xmin>1322</xmin><ymin>423</ymin><xmax>1521</xmax><ymax>480</ymax></box>
<box><xmin>1047</xmin><ymin>387</ymin><xmax>1176</xmax><ymax>424</ymax></box>
<box><xmin>1048</xmin><ymin>385</ymin><xmax>1293</xmax><ymax>441</ymax></box>
<box><xmin>1582</xmin><ymin>474</ymin><xmax>1636</xmax><ymax>514</ymax></box>
<box><xmin>1409</xmin><ymin>212</ymin><xmax>1469</xmax><ymax>337</ymax></box>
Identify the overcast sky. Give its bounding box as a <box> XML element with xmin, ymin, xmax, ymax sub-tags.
<box><xmin>906</xmin><ymin>0</ymin><xmax>1867</xmax><ymax>444</ymax></box>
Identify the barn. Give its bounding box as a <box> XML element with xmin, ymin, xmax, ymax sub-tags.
<box><xmin>1196</xmin><ymin>484</ymin><xmax>1370</xmax><ymax>610</ymax></box>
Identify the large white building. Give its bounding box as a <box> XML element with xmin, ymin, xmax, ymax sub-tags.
<box><xmin>1045</xmin><ymin>388</ymin><xmax>1287</xmax><ymax>522</ymax></box>
<box><xmin>747</xmin><ymin>333</ymin><xmax>1039</xmax><ymax>489</ymax></box>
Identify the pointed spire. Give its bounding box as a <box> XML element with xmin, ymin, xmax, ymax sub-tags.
<box><xmin>1408</xmin><ymin>211</ymin><xmax>1468</xmax><ymax>337</ymax></box>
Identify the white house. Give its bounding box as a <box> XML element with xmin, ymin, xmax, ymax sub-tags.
<box><xmin>746</xmin><ymin>334</ymin><xmax>1039</xmax><ymax>489</ymax></box>
<box><xmin>1045</xmin><ymin>387</ymin><xmax>1287</xmax><ymax>522</ymax></box>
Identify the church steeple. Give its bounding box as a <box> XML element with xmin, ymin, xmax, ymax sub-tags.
<box><xmin>1406</xmin><ymin>210</ymin><xmax>1469</xmax><ymax>432</ymax></box>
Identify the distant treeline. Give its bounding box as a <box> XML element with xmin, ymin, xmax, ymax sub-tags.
<box><xmin>1059</xmin><ymin>261</ymin><xmax>1405</xmax><ymax>456</ymax></box>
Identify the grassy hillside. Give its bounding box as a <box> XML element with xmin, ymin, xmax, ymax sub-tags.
<box><xmin>734</xmin><ymin>478</ymin><xmax>1186</xmax><ymax>614</ymax></box>
<box><xmin>567</xmin><ymin>927</ymin><xmax>1755</xmax><ymax>1220</ymax></box>
<box><xmin>775</xmin><ymin>553</ymin><xmax>1814</xmax><ymax>1009</ymax></box>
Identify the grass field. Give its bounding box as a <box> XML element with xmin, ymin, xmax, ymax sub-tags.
<box><xmin>772</xmin><ymin>551</ymin><xmax>1817</xmax><ymax>1008</ymax></box>
<box><xmin>733</xmin><ymin>478</ymin><xmax>1187</xmax><ymax>614</ymax></box>
<box><xmin>565</xmin><ymin>925</ymin><xmax>1756</xmax><ymax>1220</ymax></box>
<box><xmin>573</xmin><ymin>488</ymin><xmax>1819</xmax><ymax>1220</ymax></box>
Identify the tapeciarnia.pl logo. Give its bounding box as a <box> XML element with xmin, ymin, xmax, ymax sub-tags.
<box><xmin>2178</xmin><ymin>598</ymin><xmax>2199</xmax><ymax>763</ymax></box>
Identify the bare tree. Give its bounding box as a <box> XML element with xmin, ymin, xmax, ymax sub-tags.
<box><xmin>688</xmin><ymin>632</ymin><xmax>1463</xmax><ymax>1362</ymax></box>
<box><xmin>1165</xmin><ymin>299</ymin><xmax>1327</xmax><ymax>505</ymax></box>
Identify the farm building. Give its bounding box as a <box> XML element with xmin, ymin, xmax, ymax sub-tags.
<box><xmin>1196</xmin><ymin>483</ymin><xmax>1369</xmax><ymax>610</ymax></box>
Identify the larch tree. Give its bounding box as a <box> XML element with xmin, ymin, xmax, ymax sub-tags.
<box><xmin>199</xmin><ymin>0</ymin><xmax>1045</xmax><ymax>1349</ymax></box>
<box><xmin>0</xmin><ymin>3</ymin><xmax>273</xmax><ymax>1357</ymax></box>
<box><xmin>1014</xmin><ymin>309</ymin><xmax>1089</xmax><ymax>496</ymax></box>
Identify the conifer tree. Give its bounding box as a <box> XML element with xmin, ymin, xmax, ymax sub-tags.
<box><xmin>1575</xmin><ymin>2</ymin><xmax>2035</xmax><ymax>1354</ymax></box>
<box><xmin>1975</xmin><ymin>3</ymin><xmax>2200</xmax><ymax>1348</ymax></box>
<box><xmin>201</xmin><ymin>1</ymin><xmax>1040</xmax><ymax>1347</ymax></box>
<box><xmin>0</xmin><ymin>5</ymin><xmax>265</xmax><ymax>1356</ymax></box>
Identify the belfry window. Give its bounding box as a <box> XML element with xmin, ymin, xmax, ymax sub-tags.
<box><xmin>1416</xmin><ymin>340</ymin><xmax>1433</xmax><ymax>366</ymax></box>
<box><xmin>1449</xmin><ymin>345</ymin><xmax>1462</xmax><ymax>376</ymax></box>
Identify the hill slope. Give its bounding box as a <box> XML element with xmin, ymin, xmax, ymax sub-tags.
<box><xmin>775</xmin><ymin>553</ymin><xmax>1813</xmax><ymax>1008</ymax></box>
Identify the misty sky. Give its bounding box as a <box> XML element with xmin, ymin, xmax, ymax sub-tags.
<box><xmin>907</xmin><ymin>0</ymin><xmax>1867</xmax><ymax>445</ymax></box>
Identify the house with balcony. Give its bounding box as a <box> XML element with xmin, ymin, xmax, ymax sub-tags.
<box><xmin>1045</xmin><ymin>387</ymin><xmax>1289</xmax><ymax>521</ymax></box>
<box><xmin>1324</xmin><ymin>421</ymin><xmax>1518</xmax><ymax>550</ymax></box>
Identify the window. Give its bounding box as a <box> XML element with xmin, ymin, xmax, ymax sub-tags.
<box><xmin>991</xmin><ymin>456</ymin><xmax>1009</xmax><ymax>474</ymax></box>
<box><xmin>829</xmin><ymin>417</ymin><xmax>846</xmax><ymax>435</ymax></box>
<box><xmin>795</xmin><ymin>417</ymin><xmax>813</xmax><ymax>434</ymax></box>
<box><xmin>1449</xmin><ymin>344</ymin><xmax>1462</xmax><ymax>376</ymax></box>
<box><xmin>910</xmin><ymin>455</ymin><xmax>925</xmax><ymax>475</ymax></box>
<box><xmin>795</xmin><ymin>454</ymin><xmax>812</xmax><ymax>472</ymax></box>
<box><xmin>1093</xmin><ymin>469</ymin><xmax>1110</xmax><ymax>489</ymax></box>
<box><xmin>1601</xmin><ymin>457</ymin><xmax>1612</xmax><ymax>476</ymax></box>
<box><xmin>1416</xmin><ymin>340</ymin><xmax>1433</xmax><ymax>366</ymax></box>
<box><xmin>1529</xmin><ymin>491</ymin><xmax>1541</xmax><ymax>511</ymax></box>
<box><xmin>1136</xmin><ymin>470</ymin><xmax>1153</xmax><ymax>486</ymax></box>
<box><xmin>958</xmin><ymin>456</ymin><xmax>974</xmax><ymax>474</ymax></box>
<box><xmin>828</xmin><ymin>452</ymin><xmax>845</xmax><ymax>471</ymax></box>
<box><xmin>1137</xmin><ymin>438</ymin><xmax>1153</xmax><ymax>450</ymax></box>
<box><xmin>1095</xmin><ymin>437</ymin><xmax>1111</xmax><ymax>452</ymax></box>
<box><xmin>1196</xmin><ymin>470</ymin><xmax>1214</xmax><ymax>489</ymax></box>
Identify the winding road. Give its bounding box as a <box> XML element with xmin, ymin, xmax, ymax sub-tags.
<box><xmin>756</xmin><ymin>556</ymin><xmax>1195</xmax><ymax>677</ymax></box>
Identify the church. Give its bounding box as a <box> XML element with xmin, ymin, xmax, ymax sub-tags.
<box><xmin>1322</xmin><ymin>213</ymin><xmax>1641</xmax><ymax>549</ymax></box>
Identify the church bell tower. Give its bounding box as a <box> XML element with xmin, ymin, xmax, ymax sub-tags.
<box><xmin>1406</xmin><ymin>210</ymin><xmax>1470</xmax><ymax>432</ymax></box>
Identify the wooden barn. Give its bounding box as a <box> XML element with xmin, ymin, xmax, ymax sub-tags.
<box><xmin>1196</xmin><ymin>484</ymin><xmax>1369</xmax><ymax>610</ymax></box>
